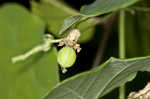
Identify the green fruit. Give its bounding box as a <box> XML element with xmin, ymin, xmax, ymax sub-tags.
<box><xmin>57</xmin><ymin>46</ymin><xmax>76</xmax><ymax>68</ymax></box>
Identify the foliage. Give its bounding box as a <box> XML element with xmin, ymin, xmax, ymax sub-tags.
<box><xmin>0</xmin><ymin>3</ymin><xmax>59</xmax><ymax>99</ymax></box>
<box><xmin>0</xmin><ymin>0</ymin><xmax>150</xmax><ymax>99</ymax></box>
<box><xmin>31</xmin><ymin>0</ymin><xmax>95</xmax><ymax>43</ymax></box>
<box><xmin>46</xmin><ymin>56</ymin><xmax>150</xmax><ymax>99</ymax></box>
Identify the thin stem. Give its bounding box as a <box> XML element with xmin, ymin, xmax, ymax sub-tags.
<box><xmin>119</xmin><ymin>11</ymin><xmax>126</xmax><ymax>59</ymax></box>
<box><xmin>50</xmin><ymin>38</ymin><xmax>65</xmax><ymax>43</ymax></box>
<box><xmin>119</xmin><ymin>10</ymin><xmax>126</xmax><ymax>99</ymax></box>
<box><xmin>12</xmin><ymin>35</ymin><xmax>65</xmax><ymax>63</ymax></box>
<box><xmin>12</xmin><ymin>45</ymin><xmax>44</xmax><ymax>63</ymax></box>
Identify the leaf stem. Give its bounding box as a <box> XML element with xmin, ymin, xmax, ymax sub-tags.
<box><xmin>119</xmin><ymin>10</ymin><xmax>126</xmax><ymax>99</ymax></box>
<box><xmin>11</xmin><ymin>35</ymin><xmax>65</xmax><ymax>63</ymax></box>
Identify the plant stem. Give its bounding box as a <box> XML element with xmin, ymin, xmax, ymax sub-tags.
<box><xmin>119</xmin><ymin>10</ymin><xmax>126</xmax><ymax>99</ymax></box>
<box><xmin>50</xmin><ymin>38</ymin><xmax>65</xmax><ymax>43</ymax></box>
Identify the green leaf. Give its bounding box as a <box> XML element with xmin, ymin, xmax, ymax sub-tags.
<box><xmin>0</xmin><ymin>3</ymin><xmax>59</xmax><ymax>99</ymax></box>
<box><xmin>59</xmin><ymin>15</ymin><xmax>82</xmax><ymax>34</ymax></box>
<box><xmin>80</xmin><ymin>0</ymin><xmax>139</xmax><ymax>17</ymax></box>
<box><xmin>58</xmin><ymin>0</ymin><xmax>139</xmax><ymax>33</ymax></box>
<box><xmin>31</xmin><ymin>0</ymin><xmax>76</xmax><ymax>37</ymax></box>
<box><xmin>45</xmin><ymin>56</ymin><xmax>150</xmax><ymax>99</ymax></box>
<box><xmin>77</xmin><ymin>19</ymin><xmax>95</xmax><ymax>43</ymax></box>
<box><xmin>58</xmin><ymin>13</ymin><xmax>114</xmax><ymax>42</ymax></box>
<box><xmin>31</xmin><ymin>1</ymin><xmax>95</xmax><ymax>43</ymax></box>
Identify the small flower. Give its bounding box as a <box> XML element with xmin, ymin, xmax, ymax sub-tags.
<box><xmin>58</xmin><ymin>29</ymin><xmax>82</xmax><ymax>53</ymax></box>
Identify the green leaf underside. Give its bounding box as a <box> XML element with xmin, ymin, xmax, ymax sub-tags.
<box><xmin>80</xmin><ymin>0</ymin><xmax>139</xmax><ymax>17</ymax></box>
<box><xmin>0</xmin><ymin>3</ymin><xmax>59</xmax><ymax>99</ymax></box>
<box><xmin>58</xmin><ymin>0</ymin><xmax>139</xmax><ymax>36</ymax></box>
<box><xmin>46</xmin><ymin>56</ymin><xmax>150</xmax><ymax>99</ymax></box>
<box><xmin>59</xmin><ymin>15</ymin><xmax>81</xmax><ymax>34</ymax></box>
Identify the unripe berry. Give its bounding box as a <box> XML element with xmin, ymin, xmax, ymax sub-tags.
<box><xmin>57</xmin><ymin>46</ymin><xmax>76</xmax><ymax>68</ymax></box>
